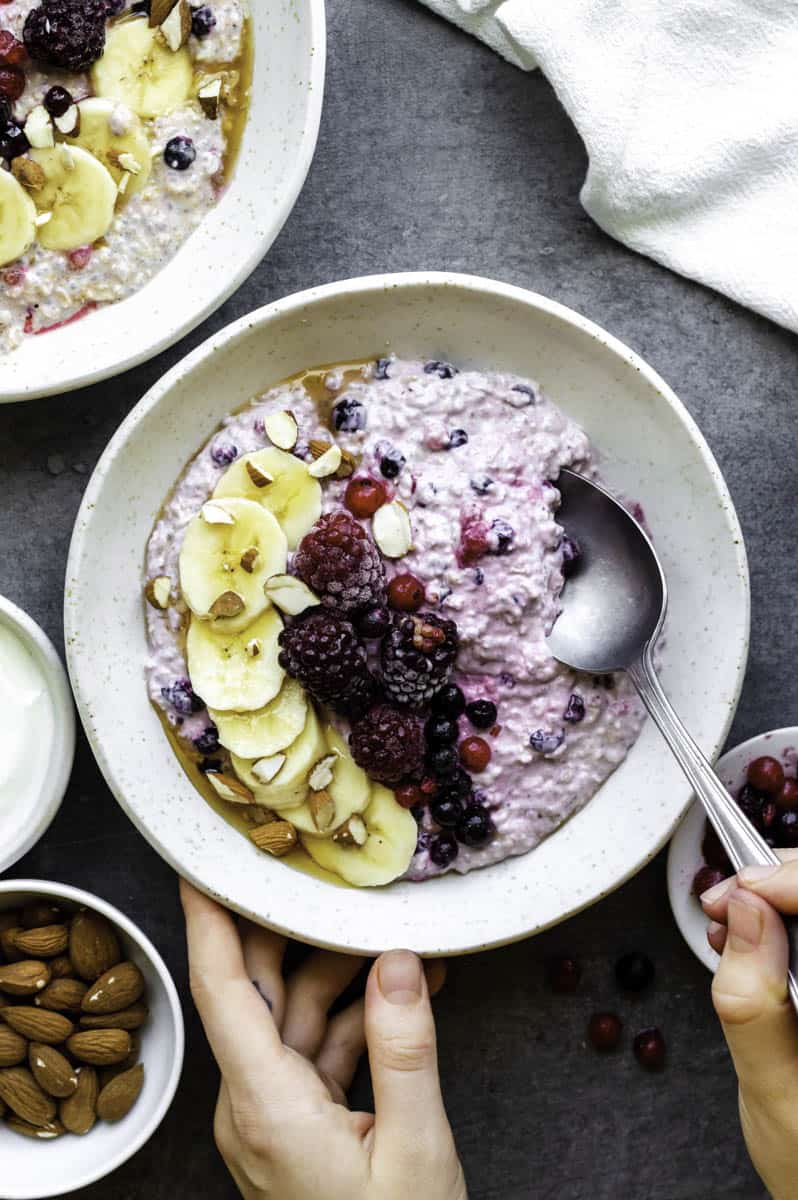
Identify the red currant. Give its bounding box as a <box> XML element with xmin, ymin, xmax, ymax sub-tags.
<box><xmin>747</xmin><ymin>755</ymin><xmax>784</xmax><ymax>794</ymax></box>
<box><xmin>776</xmin><ymin>778</ymin><xmax>798</xmax><ymax>810</ymax></box>
<box><xmin>420</xmin><ymin>776</ymin><xmax>439</xmax><ymax>797</ymax></box>
<box><xmin>387</xmin><ymin>572</ymin><xmax>425</xmax><ymax>612</ymax></box>
<box><xmin>344</xmin><ymin>476</ymin><xmax>386</xmax><ymax>519</ymax></box>
<box><xmin>0</xmin><ymin>65</ymin><xmax>25</xmax><ymax>101</ymax></box>
<box><xmin>0</xmin><ymin>31</ymin><xmax>25</xmax><ymax>65</ymax></box>
<box><xmin>395</xmin><ymin>782</ymin><xmax>424</xmax><ymax>809</ymax></box>
<box><xmin>459</xmin><ymin>736</ymin><xmax>491</xmax><ymax>773</ymax></box>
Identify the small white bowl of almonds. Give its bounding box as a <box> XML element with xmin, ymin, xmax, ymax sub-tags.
<box><xmin>0</xmin><ymin>880</ymin><xmax>184</xmax><ymax>1199</ymax></box>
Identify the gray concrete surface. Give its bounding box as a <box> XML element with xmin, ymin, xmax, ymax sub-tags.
<box><xmin>1</xmin><ymin>0</ymin><xmax>795</xmax><ymax>1195</ymax></box>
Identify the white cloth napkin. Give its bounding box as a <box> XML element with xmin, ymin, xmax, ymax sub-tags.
<box><xmin>419</xmin><ymin>0</ymin><xmax>798</xmax><ymax>335</ymax></box>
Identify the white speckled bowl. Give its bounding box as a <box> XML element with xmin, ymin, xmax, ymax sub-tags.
<box><xmin>64</xmin><ymin>272</ymin><xmax>750</xmax><ymax>956</ymax></box>
<box><xmin>667</xmin><ymin>729</ymin><xmax>798</xmax><ymax>972</ymax></box>
<box><xmin>0</xmin><ymin>1</ymin><xmax>325</xmax><ymax>403</ymax></box>
<box><xmin>0</xmin><ymin>880</ymin><xmax>184</xmax><ymax>1199</ymax></box>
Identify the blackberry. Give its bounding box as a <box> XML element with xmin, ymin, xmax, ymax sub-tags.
<box><xmin>294</xmin><ymin>511</ymin><xmax>386</xmax><ymax>613</ymax></box>
<box><xmin>381</xmin><ymin>612</ymin><xmax>459</xmax><ymax>708</ymax></box>
<box><xmin>24</xmin><ymin>0</ymin><xmax>107</xmax><ymax>71</ymax></box>
<box><xmin>349</xmin><ymin>704</ymin><xmax>425</xmax><ymax>785</ymax></box>
<box><xmin>278</xmin><ymin>610</ymin><xmax>375</xmax><ymax>717</ymax></box>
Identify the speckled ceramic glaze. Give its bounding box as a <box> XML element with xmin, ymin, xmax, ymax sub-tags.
<box><xmin>65</xmin><ymin>273</ymin><xmax>750</xmax><ymax>956</ymax></box>
<box><xmin>0</xmin><ymin>0</ymin><xmax>325</xmax><ymax>402</ymax></box>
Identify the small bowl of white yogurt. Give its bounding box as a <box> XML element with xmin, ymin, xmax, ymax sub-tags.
<box><xmin>0</xmin><ymin>595</ymin><xmax>75</xmax><ymax>872</ymax></box>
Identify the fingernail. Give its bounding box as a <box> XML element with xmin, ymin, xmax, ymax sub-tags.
<box><xmin>700</xmin><ymin>877</ymin><xmax>734</xmax><ymax>905</ymax></box>
<box><xmin>707</xmin><ymin>920</ymin><xmax>725</xmax><ymax>937</ymax></box>
<box><xmin>738</xmin><ymin>865</ymin><xmax>779</xmax><ymax>885</ymax></box>
<box><xmin>727</xmin><ymin>892</ymin><xmax>764</xmax><ymax>953</ymax></box>
<box><xmin>378</xmin><ymin>950</ymin><xmax>423</xmax><ymax>1005</ymax></box>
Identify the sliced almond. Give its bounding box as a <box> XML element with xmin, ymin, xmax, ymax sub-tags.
<box><xmin>159</xmin><ymin>0</ymin><xmax>191</xmax><ymax>50</ymax></box>
<box><xmin>249</xmin><ymin>821</ymin><xmax>298</xmax><ymax>857</ymax></box>
<box><xmin>201</xmin><ymin>501</ymin><xmax>235</xmax><ymax>526</ymax></box>
<box><xmin>332</xmin><ymin>815</ymin><xmax>368</xmax><ymax>848</ymax></box>
<box><xmin>245</xmin><ymin>460</ymin><xmax>274</xmax><ymax>488</ymax></box>
<box><xmin>12</xmin><ymin>156</ymin><xmax>46</xmax><ymax>191</ymax></box>
<box><xmin>144</xmin><ymin>576</ymin><xmax>171</xmax><ymax>610</ymax></box>
<box><xmin>23</xmin><ymin>106</ymin><xmax>54</xmax><ymax>150</ymax></box>
<box><xmin>309</xmin><ymin>790</ymin><xmax>336</xmax><ymax>833</ymax></box>
<box><xmin>263</xmin><ymin>410</ymin><xmax>298</xmax><ymax>451</ymax></box>
<box><xmin>251</xmin><ymin>754</ymin><xmax>286</xmax><ymax>784</ymax></box>
<box><xmin>198</xmin><ymin>77</ymin><xmax>223</xmax><ymax>120</ymax></box>
<box><xmin>149</xmin><ymin>0</ymin><xmax>178</xmax><ymax>23</ymax></box>
<box><xmin>307</xmin><ymin>445</ymin><xmax>342</xmax><ymax>479</ymax></box>
<box><xmin>115</xmin><ymin>151</ymin><xmax>142</xmax><ymax>176</ymax></box>
<box><xmin>308</xmin><ymin>439</ymin><xmax>356</xmax><ymax>479</ymax></box>
<box><xmin>35</xmin><ymin>211</ymin><xmax>53</xmax><ymax>227</ymax></box>
<box><xmin>209</xmin><ymin>590</ymin><xmax>244</xmax><ymax>618</ymax></box>
<box><xmin>372</xmin><ymin>500</ymin><xmax>412</xmax><ymax>559</ymax></box>
<box><xmin>240</xmin><ymin>547</ymin><xmax>260</xmax><ymax>574</ymax></box>
<box><xmin>117</xmin><ymin>172</ymin><xmax>130</xmax><ymax>195</ymax></box>
<box><xmin>54</xmin><ymin>105</ymin><xmax>79</xmax><ymax>136</ymax></box>
<box><xmin>308</xmin><ymin>754</ymin><xmax>337</xmax><ymax>792</ymax></box>
<box><xmin>264</xmin><ymin>574</ymin><xmax>320</xmax><ymax>616</ymax></box>
<box><xmin>245</xmin><ymin>638</ymin><xmax>262</xmax><ymax>658</ymax></box>
<box><xmin>206</xmin><ymin>772</ymin><xmax>254</xmax><ymax>805</ymax></box>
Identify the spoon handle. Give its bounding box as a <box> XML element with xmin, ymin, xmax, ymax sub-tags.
<box><xmin>628</xmin><ymin>646</ymin><xmax>798</xmax><ymax>1015</ymax></box>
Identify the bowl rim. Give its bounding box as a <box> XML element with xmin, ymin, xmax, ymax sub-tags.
<box><xmin>0</xmin><ymin>0</ymin><xmax>327</xmax><ymax>404</ymax></box>
<box><xmin>0</xmin><ymin>596</ymin><xmax>76</xmax><ymax>874</ymax></box>
<box><xmin>65</xmin><ymin>270</ymin><xmax>751</xmax><ymax>955</ymax></box>
<box><xmin>0</xmin><ymin>878</ymin><xmax>185</xmax><ymax>1199</ymax></box>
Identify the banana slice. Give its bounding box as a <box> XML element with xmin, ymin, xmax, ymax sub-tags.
<box><xmin>212</xmin><ymin>448</ymin><xmax>322</xmax><ymax>551</ymax></box>
<box><xmin>301</xmin><ymin>785</ymin><xmax>417</xmax><ymax>887</ymax></box>
<box><xmin>91</xmin><ymin>17</ymin><xmax>192</xmax><ymax>119</ymax></box>
<box><xmin>186</xmin><ymin>607</ymin><xmax>284</xmax><ymax>713</ymax></box>
<box><xmin>0</xmin><ymin>171</ymin><xmax>36</xmax><ymax>267</ymax></box>
<box><xmin>209</xmin><ymin>677</ymin><xmax>307</xmax><ymax>760</ymax></box>
<box><xmin>231</xmin><ymin>705</ymin><xmax>326</xmax><ymax>810</ymax></box>
<box><xmin>179</xmin><ymin>497</ymin><xmax>288</xmax><ymax>634</ymax></box>
<box><xmin>28</xmin><ymin>145</ymin><xmax>117</xmax><ymax>251</ymax></box>
<box><xmin>324</xmin><ymin>726</ymin><xmax>371</xmax><ymax>817</ymax></box>
<box><xmin>66</xmin><ymin>98</ymin><xmax>152</xmax><ymax>200</ymax></box>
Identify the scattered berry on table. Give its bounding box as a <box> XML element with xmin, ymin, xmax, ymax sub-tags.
<box><xmin>431</xmin><ymin>684</ymin><xmax>466</xmax><ymax>718</ymax></box>
<box><xmin>344</xmin><ymin>476</ymin><xmax>386</xmax><ymax>519</ymax></box>
<box><xmin>588</xmin><ymin>1012</ymin><xmax>623</xmax><ymax>1051</ymax></box>
<box><xmin>278</xmin><ymin>610</ymin><xmax>375</xmax><ymax>717</ymax></box>
<box><xmin>778</xmin><ymin>809</ymin><xmax>798</xmax><ymax>847</ymax></box>
<box><xmin>488</xmin><ymin>518</ymin><xmax>514</xmax><ymax>555</ymax></box>
<box><xmin>43</xmin><ymin>83</ymin><xmax>72</xmax><ymax>117</ymax></box>
<box><xmin>24</xmin><ymin>0</ymin><xmax>107</xmax><ymax>71</ymax></box>
<box><xmin>563</xmin><ymin>693</ymin><xmax>585</xmax><ymax>723</ymax></box>
<box><xmin>0</xmin><ymin>31</ymin><xmax>25</xmax><ymax>65</ymax></box>
<box><xmin>425</xmin><ymin>715</ymin><xmax>459</xmax><ymax>746</ymax></box>
<box><xmin>332</xmin><ymin>395</ymin><xmax>366</xmax><ymax>432</ymax></box>
<box><xmin>429</xmin><ymin>832</ymin><xmax>459</xmax><ymax>867</ymax></box>
<box><xmin>161</xmin><ymin>678</ymin><xmax>204</xmax><ymax>715</ymax></box>
<box><xmin>210</xmin><ymin>440</ymin><xmax>238</xmax><ymax>466</ymax></box>
<box><xmin>190</xmin><ymin>4</ymin><xmax>216</xmax><ymax>37</ymax></box>
<box><xmin>470</xmin><ymin>475</ymin><xmax>494</xmax><ymax>496</ymax></box>
<box><xmin>373</xmin><ymin>357</ymin><xmax>392</xmax><ymax>380</ymax></box>
<box><xmin>349</xmin><ymin>703</ymin><xmax>425</xmax><ymax>784</ymax></box>
<box><xmin>456</xmin><ymin>804</ymin><xmax>494</xmax><ymax>847</ymax></box>
<box><xmin>529</xmin><ymin>729</ymin><xmax>564</xmax><ymax>755</ymax></box>
<box><xmin>459</xmin><ymin>736</ymin><xmax>491</xmax><ymax>773</ymax></box>
<box><xmin>430</xmin><ymin>795</ymin><xmax>464</xmax><ymax>828</ymax></box>
<box><xmin>546</xmin><ymin>955</ymin><xmax>581</xmax><ymax>993</ymax></box>
<box><xmin>465</xmin><ymin>699</ymin><xmax>497</xmax><ymax>729</ymax></box>
<box><xmin>387</xmin><ymin>572</ymin><xmax>425</xmax><ymax>613</ymax></box>
<box><xmin>378</xmin><ymin>443</ymin><xmax>406</xmax><ymax>479</ymax></box>
<box><xmin>702</xmin><ymin>821</ymin><xmax>733</xmax><ymax>872</ymax></box>
<box><xmin>633</xmin><ymin>1027</ymin><xmax>666</xmax><ymax>1071</ymax></box>
<box><xmin>0</xmin><ymin>65</ymin><xmax>24</xmax><ymax>102</ymax></box>
<box><xmin>294</xmin><ymin>510</ymin><xmax>386</xmax><ymax>612</ymax></box>
<box><xmin>424</xmin><ymin>361</ymin><xmax>458</xmax><ymax>379</ymax></box>
<box><xmin>747</xmin><ymin>755</ymin><xmax>785</xmax><ymax>795</ymax></box>
<box><xmin>560</xmin><ymin>535</ymin><xmax>581</xmax><ymax>575</ymax></box>
<box><xmin>0</xmin><ymin>115</ymin><xmax>27</xmax><ymax>158</ymax></box>
<box><xmin>381</xmin><ymin>612</ymin><xmax>459</xmax><ymax>708</ymax></box>
<box><xmin>447</xmin><ymin>429</ymin><xmax>468</xmax><ymax>449</ymax></box>
<box><xmin>776</xmin><ymin>778</ymin><xmax>798</xmax><ymax>810</ymax></box>
<box><xmin>427</xmin><ymin>744</ymin><xmax>460</xmax><ymax>778</ymax></box>
<box><xmin>193</xmin><ymin>726</ymin><xmax>220</xmax><ymax>755</ymax></box>
<box><xmin>354</xmin><ymin>604</ymin><xmax>391</xmax><ymax>640</ymax></box>
<box><xmin>164</xmin><ymin>135</ymin><xmax>196</xmax><ymax>170</ymax></box>
<box><xmin>395</xmin><ymin>782</ymin><xmax>424</xmax><ymax>810</ymax></box>
<box><xmin>692</xmin><ymin>864</ymin><xmax>726</xmax><ymax>897</ymax></box>
<box><xmin>615</xmin><ymin>951</ymin><xmax>655</xmax><ymax>993</ymax></box>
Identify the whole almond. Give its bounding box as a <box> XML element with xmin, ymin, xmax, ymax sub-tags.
<box><xmin>19</xmin><ymin>903</ymin><xmax>63</xmax><ymax>931</ymax></box>
<box><xmin>49</xmin><ymin>955</ymin><xmax>73</xmax><ymax>980</ymax></box>
<box><xmin>0</xmin><ymin>960</ymin><xmax>50</xmax><ymax>996</ymax></box>
<box><xmin>13</xmin><ymin>925</ymin><xmax>69</xmax><ymax>959</ymax></box>
<box><xmin>80</xmin><ymin>1001</ymin><xmax>148</xmax><ymax>1031</ymax></box>
<box><xmin>0</xmin><ymin>927</ymin><xmax>24</xmax><ymax>963</ymax></box>
<box><xmin>67</xmin><ymin>1029</ymin><xmax>132</xmax><ymax>1066</ymax></box>
<box><xmin>100</xmin><ymin>1034</ymin><xmax>140</xmax><ymax>1086</ymax></box>
<box><xmin>82</xmin><ymin>962</ymin><xmax>145</xmax><ymax>1015</ymax></box>
<box><xmin>36</xmin><ymin>977</ymin><xmax>87</xmax><ymax>1013</ymax></box>
<box><xmin>5</xmin><ymin>1113</ymin><xmax>65</xmax><ymax>1139</ymax></box>
<box><xmin>3</xmin><ymin>1007</ymin><xmax>74</xmax><ymax>1045</ymax></box>
<box><xmin>29</xmin><ymin>1044</ymin><xmax>78</xmax><ymax>1099</ymax></box>
<box><xmin>0</xmin><ymin>1067</ymin><xmax>56</xmax><ymax>1126</ymax></box>
<box><xmin>0</xmin><ymin>1027</ymin><xmax>28</xmax><ymax>1068</ymax></box>
<box><xmin>0</xmin><ymin>911</ymin><xmax>20</xmax><ymax>934</ymax></box>
<box><xmin>60</xmin><ymin>1065</ymin><xmax>98</xmax><ymax>1135</ymax></box>
<box><xmin>69</xmin><ymin>911</ymin><xmax>121</xmax><ymax>982</ymax></box>
<box><xmin>96</xmin><ymin>1063</ymin><xmax>145</xmax><ymax>1122</ymax></box>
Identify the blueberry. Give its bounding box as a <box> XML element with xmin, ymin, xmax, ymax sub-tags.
<box><xmin>560</xmin><ymin>535</ymin><xmax>581</xmax><ymax>575</ymax></box>
<box><xmin>199</xmin><ymin>757</ymin><xmax>222</xmax><ymax>774</ymax></box>
<box><xmin>456</xmin><ymin>805</ymin><xmax>494</xmax><ymax>847</ymax></box>
<box><xmin>210</xmin><ymin>441</ymin><xmax>238</xmax><ymax>466</ymax></box>
<box><xmin>332</xmin><ymin>395</ymin><xmax>366</xmax><ymax>432</ymax></box>
<box><xmin>425</xmin><ymin>715</ymin><xmax>459</xmax><ymax>746</ymax></box>
<box><xmin>427</xmin><ymin>744</ymin><xmax>460</xmax><ymax>778</ymax></box>
<box><xmin>447</xmin><ymin>429</ymin><xmax>468</xmax><ymax>449</ymax></box>
<box><xmin>615</xmin><ymin>951</ymin><xmax>655</xmax><ymax>993</ymax></box>
<box><xmin>162</xmin><ymin>678</ymin><xmax>204</xmax><ymax>715</ymax></box>
<box><xmin>354</xmin><ymin>605</ymin><xmax>391</xmax><ymax>640</ymax></box>
<box><xmin>563</xmin><ymin>693</ymin><xmax>585</xmax><ymax>723</ymax></box>
<box><xmin>470</xmin><ymin>475</ymin><xmax>493</xmax><ymax>496</ymax></box>
<box><xmin>510</xmin><ymin>383</ymin><xmax>537</xmax><ymax>405</ymax></box>
<box><xmin>431</xmin><ymin>683</ymin><xmax>466</xmax><ymax>718</ymax></box>
<box><xmin>164</xmin><ymin>135</ymin><xmax>197</xmax><ymax>170</ymax></box>
<box><xmin>438</xmin><ymin>768</ymin><xmax>474</xmax><ymax>804</ymax></box>
<box><xmin>43</xmin><ymin>85</ymin><xmax>73</xmax><ymax>118</ymax></box>
<box><xmin>191</xmin><ymin>4</ymin><xmax>216</xmax><ymax>36</ymax></box>
<box><xmin>465</xmin><ymin>699</ymin><xmax>497</xmax><ymax>729</ymax></box>
<box><xmin>424</xmin><ymin>361</ymin><xmax>458</xmax><ymax>379</ymax></box>
<box><xmin>193</xmin><ymin>726</ymin><xmax>220</xmax><ymax>754</ymax></box>
<box><xmin>378</xmin><ymin>445</ymin><xmax>406</xmax><ymax>479</ymax></box>
<box><xmin>374</xmin><ymin>357</ymin><xmax>391</xmax><ymax>380</ymax></box>
<box><xmin>778</xmin><ymin>809</ymin><xmax>798</xmax><ymax>847</ymax></box>
<box><xmin>429</xmin><ymin>832</ymin><xmax>459</xmax><ymax>867</ymax></box>
<box><xmin>430</xmin><ymin>795</ymin><xmax>463</xmax><ymax>829</ymax></box>
<box><xmin>489</xmin><ymin>519</ymin><xmax>514</xmax><ymax>555</ymax></box>
<box><xmin>473</xmin><ymin>568</ymin><xmax>484</xmax><ymax>586</ymax></box>
<box><xmin>0</xmin><ymin>120</ymin><xmax>27</xmax><ymax>161</ymax></box>
<box><xmin>529</xmin><ymin>729</ymin><xmax>564</xmax><ymax>755</ymax></box>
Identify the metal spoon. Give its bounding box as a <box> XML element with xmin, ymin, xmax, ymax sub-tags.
<box><xmin>547</xmin><ymin>469</ymin><xmax>798</xmax><ymax>1009</ymax></box>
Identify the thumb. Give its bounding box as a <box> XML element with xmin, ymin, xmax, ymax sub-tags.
<box><xmin>712</xmin><ymin>888</ymin><xmax>798</xmax><ymax>1102</ymax></box>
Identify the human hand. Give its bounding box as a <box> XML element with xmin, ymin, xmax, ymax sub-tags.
<box><xmin>701</xmin><ymin>858</ymin><xmax>798</xmax><ymax>1200</ymax></box>
<box><xmin>180</xmin><ymin>880</ymin><xmax>467</xmax><ymax>1200</ymax></box>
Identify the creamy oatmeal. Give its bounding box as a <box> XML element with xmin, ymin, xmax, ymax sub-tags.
<box><xmin>0</xmin><ymin>0</ymin><xmax>249</xmax><ymax>353</ymax></box>
<box><xmin>144</xmin><ymin>358</ymin><xmax>646</xmax><ymax>887</ymax></box>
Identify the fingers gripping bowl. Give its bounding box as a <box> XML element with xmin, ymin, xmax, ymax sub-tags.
<box><xmin>65</xmin><ymin>273</ymin><xmax>750</xmax><ymax>956</ymax></box>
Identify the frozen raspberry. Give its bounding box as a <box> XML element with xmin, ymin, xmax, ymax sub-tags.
<box><xmin>0</xmin><ymin>31</ymin><xmax>26</xmax><ymax>65</ymax></box>
<box><xmin>294</xmin><ymin>511</ymin><xmax>386</xmax><ymax>613</ymax></box>
<box><xmin>380</xmin><ymin>612</ymin><xmax>459</xmax><ymax>708</ymax></box>
<box><xmin>349</xmin><ymin>704</ymin><xmax>425</xmax><ymax>785</ymax></box>
<box><xmin>24</xmin><ymin>0</ymin><xmax>107</xmax><ymax>72</ymax></box>
<box><xmin>278</xmin><ymin>610</ymin><xmax>375</xmax><ymax>717</ymax></box>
